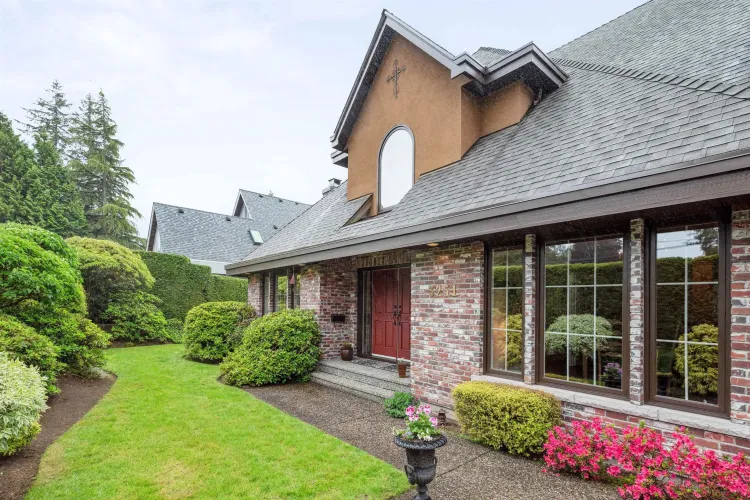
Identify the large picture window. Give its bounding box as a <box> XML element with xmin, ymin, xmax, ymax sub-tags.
<box><xmin>378</xmin><ymin>127</ymin><xmax>414</xmax><ymax>210</ymax></box>
<box><xmin>653</xmin><ymin>223</ymin><xmax>722</xmax><ymax>408</ymax></box>
<box><xmin>489</xmin><ymin>247</ymin><xmax>524</xmax><ymax>374</ymax></box>
<box><xmin>543</xmin><ymin>235</ymin><xmax>626</xmax><ymax>390</ymax></box>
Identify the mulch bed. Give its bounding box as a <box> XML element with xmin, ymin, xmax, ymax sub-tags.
<box><xmin>0</xmin><ymin>373</ymin><xmax>115</xmax><ymax>500</ymax></box>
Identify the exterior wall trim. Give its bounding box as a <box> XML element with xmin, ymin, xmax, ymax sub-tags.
<box><xmin>472</xmin><ymin>374</ymin><xmax>750</xmax><ymax>439</ymax></box>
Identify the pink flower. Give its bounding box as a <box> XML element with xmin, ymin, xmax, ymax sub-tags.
<box><xmin>429</xmin><ymin>417</ymin><xmax>438</xmax><ymax>427</ymax></box>
<box><xmin>422</xmin><ymin>405</ymin><xmax>432</xmax><ymax>415</ymax></box>
<box><xmin>405</xmin><ymin>406</ymin><xmax>415</xmax><ymax>417</ymax></box>
<box><xmin>408</xmin><ymin>415</ymin><xmax>418</xmax><ymax>422</ymax></box>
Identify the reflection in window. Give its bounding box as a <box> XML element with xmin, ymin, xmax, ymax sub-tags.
<box><xmin>490</xmin><ymin>248</ymin><xmax>524</xmax><ymax>373</ymax></box>
<box><xmin>544</xmin><ymin>236</ymin><xmax>624</xmax><ymax>389</ymax></box>
<box><xmin>379</xmin><ymin>128</ymin><xmax>414</xmax><ymax>209</ymax></box>
<box><xmin>263</xmin><ymin>274</ymin><xmax>271</xmax><ymax>315</ymax></box>
<box><xmin>655</xmin><ymin>224</ymin><xmax>719</xmax><ymax>405</ymax></box>
<box><xmin>293</xmin><ymin>273</ymin><xmax>302</xmax><ymax>309</ymax></box>
<box><xmin>275</xmin><ymin>274</ymin><xmax>288</xmax><ymax>311</ymax></box>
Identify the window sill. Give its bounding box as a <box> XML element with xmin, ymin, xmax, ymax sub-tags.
<box><xmin>471</xmin><ymin>374</ymin><xmax>750</xmax><ymax>439</ymax></box>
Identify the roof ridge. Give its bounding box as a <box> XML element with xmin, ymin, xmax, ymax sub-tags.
<box><xmin>550</xmin><ymin>0</ymin><xmax>656</xmax><ymax>55</ymax></box>
<box><xmin>153</xmin><ymin>202</ymin><xmax>253</xmax><ymax>221</ymax></box>
<box><xmin>238</xmin><ymin>189</ymin><xmax>311</xmax><ymax>206</ymax></box>
<box><xmin>553</xmin><ymin>57</ymin><xmax>750</xmax><ymax>100</ymax></box>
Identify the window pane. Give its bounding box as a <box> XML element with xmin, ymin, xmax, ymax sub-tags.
<box><xmin>654</xmin><ymin>224</ymin><xmax>721</xmax><ymax>406</ymax></box>
<box><xmin>275</xmin><ymin>274</ymin><xmax>287</xmax><ymax>311</ymax></box>
<box><xmin>489</xmin><ymin>247</ymin><xmax>523</xmax><ymax>374</ymax></box>
<box><xmin>544</xmin><ymin>236</ymin><xmax>624</xmax><ymax>389</ymax></box>
<box><xmin>263</xmin><ymin>275</ymin><xmax>271</xmax><ymax>314</ymax></box>
<box><xmin>379</xmin><ymin>129</ymin><xmax>414</xmax><ymax>208</ymax></box>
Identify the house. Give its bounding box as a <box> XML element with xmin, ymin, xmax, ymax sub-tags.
<box><xmin>146</xmin><ymin>190</ymin><xmax>309</xmax><ymax>274</ymax></box>
<box><xmin>226</xmin><ymin>1</ymin><xmax>750</xmax><ymax>453</ymax></box>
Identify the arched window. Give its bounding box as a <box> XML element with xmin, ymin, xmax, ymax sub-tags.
<box><xmin>378</xmin><ymin>126</ymin><xmax>414</xmax><ymax>210</ymax></box>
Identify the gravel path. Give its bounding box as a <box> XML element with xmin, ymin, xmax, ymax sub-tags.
<box><xmin>246</xmin><ymin>382</ymin><xmax>619</xmax><ymax>500</ymax></box>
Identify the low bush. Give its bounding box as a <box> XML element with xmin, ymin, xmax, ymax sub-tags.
<box><xmin>544</xmin><ymin>418</ymin><xmax>750</xmax><ymax>499</ymax></box>
<box><xmin>0</xmin><ymin>352</ymin><xmax>48</xmax><ymax>456</ymax></box>
<box><xmin>221</xmin><ymin>309</ymin><xmax>320</xmax><ymax>386</ymax></box>
<box><xmin>183</xmin><ymin>302</ymin><xmax>255</xmax><ymax>362</ymax></box>
<box><xmin>12</xmin><ymin>304</ymin><xmax>110</xmax><ymax>375</ymax></box>
<box><xmin>102</xmin><ymin>291</ymin><xmax>169</xmax><ymax>343</ymax></box>
<box><xmin>452</xmin><ymin>381</ymin><xmax>561</xmax><ymax>456</ymax></box>
<box><xmin>384</xmin><ymin>392</ymin><xmax>418</xmax><ymax>418</ymax></box>
<box><xmin>0</xmin><ymin>314</ymin><xmax>62</xmax><ymax>393</ymax></box>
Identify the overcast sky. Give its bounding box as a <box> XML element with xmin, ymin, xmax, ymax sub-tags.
<box><xmin>0</xmin><ymin>0</ymin><xmax>646</xmax><ymax>237</ymax></box>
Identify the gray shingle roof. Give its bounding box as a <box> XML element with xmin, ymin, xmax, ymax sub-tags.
<box><xmin>472</xmin><ymin>47</ymin><xmax>512</xmax><ymax>66</ymax></box>
<box><xmin>236</xmin><ymin>190</ymin><xmax>311</xmax><ymax>236</ymax></box>
<box><xmin>152</xmin><ymin>204</ymin><xmax>264</xmax><ymax>263</ymax></box>
<box><xmin>235</xmin><ymin>0</ymin><xmax>750</xmax><ymax>267</ymax></box>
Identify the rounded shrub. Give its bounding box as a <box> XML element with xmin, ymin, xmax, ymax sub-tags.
<box><xmin>102</xmin><ymin>291</ymin><xmax>169</xmax><ymax>343</ymax></box>
<box><xmin>221</xmin><ymin>309</ymin><xmax>321</xmax><ymax>387</ymax></box>
<box><xmin>165</xmin><ymin>318</ymin><xmax>184</xmax><ymax>343</ymax></box>
<box><xmin>0</xmin><ymin>314</ymin><xmax>62</xmax><ymax>393</ymax></box>
<box><xmin>452</xmin><ymin>381</ymin><xmax>561</xmax><ymax>456</ymax></box>
<box><xmin>183</xmin><ymin>301</ymin><xmax>255</xmax><ymax>362</ymax></box>
<box><xmin>0</xmin><ymin>352</ymin><xmax>48</xmax><ymax>456</ymax></box>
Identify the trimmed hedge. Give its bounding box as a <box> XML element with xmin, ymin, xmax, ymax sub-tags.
<box><xmin>453</xmin><ymin>381</ymin><xmax>561</xmax><ymax>456</ymax></box>
<box><xmin>221</xmin><ymin>309</ymin><xmax>321</xmax><ymax>387</ymax></box>
<box><xmin>0</xmin><ymin>352</ymin><xmax>48</xmax><ymax>456</ymax></box>
<box><xmin>183</xmin><ymin>302</ymin><xmax>256</xmax><ymax>362</ymax></box>
<box><xmin>0</xmin><ymin>314</ymin><xmax>62</xmax><ymax>393</ymax></box>
<box><xmin>137</xmin><ymin>252</ymin><xmax>248</xmax><ymax>320</ymax></box>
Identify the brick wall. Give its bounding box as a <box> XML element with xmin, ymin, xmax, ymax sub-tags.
<box><xmin>247</xmin><ymin>273</ymin><xmax>263</xmax><ymax>313</ymax></box>
<box><xmin>299</xmin><ymin>263</ymin><xmax>358</xmax><ymax>359</ymax></box>
<box><xmin>731</xmin><ymin>205</ymin><xmax>750</xmax><ymax>424</ymax></box>
<box><xmin>411</xmin><ymin>242</ymin><xmax>484</xmax><ymax>408</ymax></box>
<box><xmin>629</xmin><ymin>219</ymin><xmax>645</xmax><ymax>404</ymax></box>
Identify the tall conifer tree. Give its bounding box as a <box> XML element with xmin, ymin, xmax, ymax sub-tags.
<box><xmin>19</xmin><ymin>80</ymin><xmax>71</xmax><ymax>158</ymax></box>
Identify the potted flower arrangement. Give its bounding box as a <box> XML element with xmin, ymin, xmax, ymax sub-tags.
<box><xmin>340</xmin><ymin>342</ymin><xmax>354</xmax><ymax>361</ymax></box>
<box><xmin>393</xmin><ymin>404</ymin><xmax>447</xmax><ymax>500</ymax></box>
<box><xmin>397</xmin><ymin>358</ymin><xmax>408</xmax><ymax>378</ymax></box>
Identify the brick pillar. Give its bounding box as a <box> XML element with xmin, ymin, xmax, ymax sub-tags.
<box><xmin>731</xmin><ymin>206</ymin><xmax>750</xmax><ymax>424</ymax></box>
<box><xmin>247</xmin><ymin>273</ymin><xmax>263</xmax><ymax>315</ymax></box>
<box><xmin>523</xmin><ymin>234</ymin><xmax>537</xmax><ymax>384</ymax></box>
<box><xmin>299</xmin><ymin>263</ymin><xmax>357</xmax><ymax>359</ymax></box>
<box><xmin>411</xmin><ymin>242</ymin><xmax>484</xmax><ymax>408</ymax></box>
<box><xmin>629</xmin><ymin>219</ymin><xmax>646</xmax><ymax>405</ymax></box>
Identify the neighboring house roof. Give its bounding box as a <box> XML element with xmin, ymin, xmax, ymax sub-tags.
<box><xmin>148</xmin><ymin>203</ymin><xmax>264</xmax><ymax>263</ymax></box>
<box><xmin>472</xmin><ymin>47</ymin><xmax>512</xmax><ymax>66</ymax></box>
<box><xmin>227</xmin><ymin>0</ymin><xmax>750</xmax><ymax>273</ymax></box>
<box><xmin>233</xmin><ymin>190</ymin><xmax>311</xmax><ymax>235</ymax></box>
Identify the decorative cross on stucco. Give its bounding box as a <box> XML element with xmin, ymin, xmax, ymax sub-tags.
<box><xmin>387</xmin><ymin>59</ymin><xmax>406</xmax><ymax>99</ymax></box>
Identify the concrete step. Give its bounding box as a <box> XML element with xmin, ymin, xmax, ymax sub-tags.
<box><xmin>310</xmin><ymin>371</ymin><xmax>398</xmax><ymax>403</ymax></box>
<box><xmin>317</xmin><ymin>359</ymin><xmax>410</xmax><ymax>393</ymax></box>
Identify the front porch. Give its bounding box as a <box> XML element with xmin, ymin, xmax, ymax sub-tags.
<box><xmin>311</xmin><ymin>357</ymin><xmax>411</xmax><ymax>402</ymax></box>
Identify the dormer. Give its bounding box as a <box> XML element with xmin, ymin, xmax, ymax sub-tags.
<box><xmin>331</xmin><ymin>10</ymin><xmax>566</xmax><ymax>216</ymax></box>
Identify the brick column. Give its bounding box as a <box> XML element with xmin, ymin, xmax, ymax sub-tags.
<box><xmin>523</xmin><ymin>234</ymin><xmax>537</xmax><ymax>384</ymax></box>
<box><xmin>411</xmin><ymin>242</ymin><xmax>484</xmax><ymax>408</ymax></box>
<box><xmin>731</xmin><ymin>206</ymin><xmax>750</xmax><ymax>424</ymax></box>
<box><xmin>247</xmin><ymin>273</ymin><xmax>263</xmax><ymax>314</ymax></box>
<box><xmin>629</xmin><ymin>219</ymin><xmax>646</xmax><ymax>405</ymax></box>
<box><xmin>299</xmin><ymin>263</ymin><xmax>357</xmax><ymax>359</ymax></box>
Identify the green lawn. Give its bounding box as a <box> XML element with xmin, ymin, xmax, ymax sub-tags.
<box><xmin>27</xmin><ymin>345</ymin><xmax>409</xmax><ymax>499</ymax></box>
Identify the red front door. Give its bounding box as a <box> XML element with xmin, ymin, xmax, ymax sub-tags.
<box><xmin>372</xmin><ymin>268</ymin><xmax>411</xmax><ymax>360</ymax></box>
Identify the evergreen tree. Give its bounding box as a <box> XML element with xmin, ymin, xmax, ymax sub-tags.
<box><xmin>19</xmin><ymin>80</ymin><xmax>71</xmax><ymax>157</ymax></box>
<box><xmin>69</xmin><ymin>91</ymin><xmax>142</xmax><ymax>248</ymax></box>
<box><xmin>0</xmin><ymin>113</ymin><xmax>86</xmax><ymax>236</ymax></box>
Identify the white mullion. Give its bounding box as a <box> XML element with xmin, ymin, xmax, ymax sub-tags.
<box><xmin>566</xmin><ymin>244</ymin><xmax>571</xmax><ymax>382</ymax></box>
<box><xmin>505</xmin><ymin>250</ymin><xmax>509</xmax><ymax>371</ymax></box>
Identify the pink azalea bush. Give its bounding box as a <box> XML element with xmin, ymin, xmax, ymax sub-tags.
<box><xmin>393</xmin><ymin>404</ymin><xmax>442</xmax><ymax>441</ymax></box>
<box><xmin>543</xmin><ymin>418</ymin><xmax>750</xmax><ymax>499</ymax></box>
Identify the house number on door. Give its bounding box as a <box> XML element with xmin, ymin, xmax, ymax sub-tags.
<box><xmin>429</xmin><ymin>284</ymin><xmax>456</xmax><ymax>298</ymax></box>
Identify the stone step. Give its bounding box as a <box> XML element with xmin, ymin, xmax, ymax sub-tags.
<box><xmin>310</xmin><ymin>371</ymin><xmax>398</xmax><ymax>403</ymax></box>
<box><xmin>317</xmin><ymin>359</ymin><xmax>410</xmax><ymax>393</ymax></box>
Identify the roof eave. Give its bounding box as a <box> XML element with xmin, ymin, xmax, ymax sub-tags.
<box><xmin>226</xmin><ymin>148</ymin><xmax>750</xmax><ymax>275</ymax></box>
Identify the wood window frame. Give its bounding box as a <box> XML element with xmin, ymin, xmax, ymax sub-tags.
<box><xmin>483</xmin><ymin>242</ymin><xmax>525</xmax><ymax>380</ymax></box>
<box><xmin>535</xmin><ymin>231</ymin><xmax>631</xmax><ymax>400</ymax></box>
<box><xmin>645</xmin><ymin>212</ymin><xmax>731</xmax><ymax>417</ymax></box>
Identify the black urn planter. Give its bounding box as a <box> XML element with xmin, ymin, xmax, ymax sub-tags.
<box><xmin>394</xmin><ymin>434</ymin><xmax>447</xmax><ymax>500</ymax></box>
